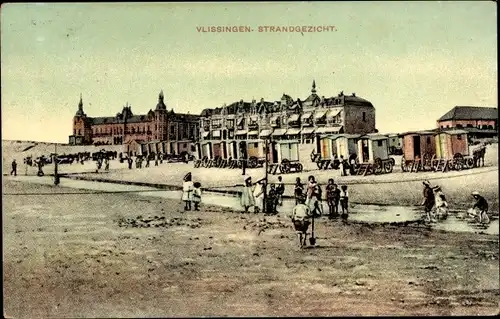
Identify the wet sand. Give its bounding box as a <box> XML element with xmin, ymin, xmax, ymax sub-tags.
<box><xmin>3</xmin><ymin>180</ymin><xmax>499</xmax><ymax>317</ymax></box>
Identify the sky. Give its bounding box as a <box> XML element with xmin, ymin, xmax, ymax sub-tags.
<box><xmin>1</xmin><ymin>1</ymin><xmax>497</xmax><ymax>143</ymax></box>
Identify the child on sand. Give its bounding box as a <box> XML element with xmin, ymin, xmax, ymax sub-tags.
<box><xmin>182</xmin><ymin>172</ymin><xmax>194</xmax><ymax>211</ymax></box>
<box><xmin>192</xmin><ymin>182</ymin><xmax>202</xmax><ymax>211</ymax></box>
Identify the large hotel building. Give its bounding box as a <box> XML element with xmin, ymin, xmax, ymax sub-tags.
<box><xmin>69</xmin><ymin>91</ymin><xmax>200</xmax><ymax>155</ymax></box>
<box><xmin>197</xmin><ymin>81</ymin><xmax>377</xmax><ymax>165</ymax></box>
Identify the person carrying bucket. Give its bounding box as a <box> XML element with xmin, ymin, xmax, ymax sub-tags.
<box><xmin>288</xmin><ymin>194</ymin><xmax>313</xmax><ymax>249</ymax></box>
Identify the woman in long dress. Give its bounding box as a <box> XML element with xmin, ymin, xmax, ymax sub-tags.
<box><xmin>253</xmin><ymin>179</ymin><xmax>266</xmax><ymax>214</ymax></box>
<box><xmin>305</xmin><ymin>175</ymin><xmax>319</xmax><ymax>216</ymax></box>
<box><xmin>241</xmin><ymin>176</ymin><xmax>255</xmax><ymax>213</ymax></box>
<box><xmin>182</xmin><ymin>172</ymin><xmax>194</xmax><ymax>211</ymax></box>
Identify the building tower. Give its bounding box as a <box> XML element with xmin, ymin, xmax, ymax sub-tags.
<box><xmin>154</xmin><ymin>90</ymin><xmax>168</xmax><ymax>141</ymax></box>
<box><xmin>71</xmin><ymin>94</ymin><xmax>92</xmax><ymax>145</ymax></box>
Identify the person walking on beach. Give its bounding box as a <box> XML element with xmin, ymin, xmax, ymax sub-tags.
<box><xmin>145</xmin><ymin>155</ymin><xmax>150</xmax><ymax>168</ymax></box>
<box><xmin>192</xmin><ymin>182</ymin><xmax>202</xmax><ymax>211</ymax></box>
<box><xmin>266</xmin><ymin>184</ymin><xmax>280</xmax><ymax>215</ymax></box>
<box><xmin>155</xmin><ymin>154</ymin><xmax>159</xmax><ymax>166</ymax></box>
<box><xmin>306</xmin><ymin>175</ymin><xmax>321</xmax><ymax>217</ymax></box>
<box><xmin>339</xmin><ymin>156</ymin><xmax>347</xmax><ymax>176</ymax></box>
<box><xmin>433</xmin><ymin>185</ymin><xmax>448</xmax><ymax>220</ymax></box>
<box><xmin>253</xmin><ymin>179</ymin><xmax>266</xmax><ymax>214</ymax></box>
<box><xmin>349</xmin><ymin>157</ymin><xmax>356</xmax><ymax>175</ymax></box>
<box><xmin>339</xmin><ymin>185</ymin><xmax>349</xmax><ymax>220</ymax></box>
<box><xmin>288</xmin><ymin>194</ymin><xmax>313</xmax><ymax>249</ymax></box>
<box><xmin>10</xmin><ymin>159</ymin><xmax>17</xmax><ymax>176</ymax></box>
<box><xmin>469</xmin><ymin>191</ymin><xmax>489</xmax><ymax>224</ymax></box>
<box><xmin>326</xmin><ymin>179</ymin><xmax>340</xmax><ymax>219</ymax></box>
<box><xmin>421</xmin><ymin>180</ymin><xmax>436</xmax><ymax>223</ymax></box>
<box><xmin>104</xmin><ymin>157</ymin><xmax>110</xmax><ymax>171</ymax></box>
<box><xmin>294</xmin><ymin>177</ymin><xmax>304</xmax><ymax>205</ymax></box>
<box><xmin>240</xmin><ymin>176</ymin><xmax>255</xmax><ymax>213</ymax></box>
<box><xmin>127</xmin><ymin>156</ymin><xmax>133</xmax><ymax>169</ymax></box>
<box><xmin>182</xmin><ymin>172</ymin><xmax>194</xmax><ymax>211</ymax></box>
<box><xmin>37</xmin><ymin>160</ymin><xmax>44</xmax><ymax>177</ymax></box>
<box><xmin>276</xmin><ymin>176</ymin><xmax>285</xmax><ymax>206</ymax></box>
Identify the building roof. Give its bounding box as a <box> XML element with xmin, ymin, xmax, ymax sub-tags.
<box><xmin>400</xmin><ymin>130</ymin><xmax>437</xmax><ymax>136</ymax></box>
<box><xmin>438</xmin><ymin>106</ymin><xmax>498</xmax><ymax>121</ymax></box>
<box><xmin>434</xmin><ymin>129</ymin><xmax>469</xmax><ymax>135</ymax></box>
<box><xmin>359</xmin><ymin>133</ymin><xmax>388</xmax><ymax>140</ymax></box>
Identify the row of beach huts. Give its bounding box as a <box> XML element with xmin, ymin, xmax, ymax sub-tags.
<box><xmin>190</xmin><ymin>129</ymin><xmax>487</xmax><ymax>175</ymax></box>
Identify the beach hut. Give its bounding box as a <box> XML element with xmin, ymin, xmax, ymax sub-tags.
<box><xmin>400</xmin><ymin>130</ymin><xmax>436</xmax><ymax>172</ymax></box>
<box><xmin>434</xmin><ymin>129</ymin><xmax>473</xmax><ymax>170</ymax></box>
<box><xmin>275</xmin><ymin>140</ymin><xmax>303</xmax><ymax>173</ymax></box>
<box><xmin>387</xmin><ymin>133</ymin><xmax>403</xmax><ymax>155</ymax></box>
<box><xmin>201</xmin><ymin>142</ymin><xmax>212</xmax><ymax>159</ymax></box>
<box><xmin>355</xmin><ymin>134</ymin><xmax>394</xmax><ymax>175</ymax></box>
<box><xmin>332</xmin><ymin>134</ymin><xmax>361</xmax><ymax>161</ymax></box>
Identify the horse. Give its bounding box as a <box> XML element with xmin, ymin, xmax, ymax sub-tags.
<box><xmin>473</xmin><ymin>146</ymin><xmax>486</xmax><ymax>168</ymax></box>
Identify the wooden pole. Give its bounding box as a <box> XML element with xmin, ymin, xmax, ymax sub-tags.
<box><xmin>54</xmin><ymin>143</ymin><xmax>59</xmax><ymax>185</ymax></box>
<box><xmin>263</xmin><ymin>138</ymin><xmax>269</xmax><ymax>213</ymax></box>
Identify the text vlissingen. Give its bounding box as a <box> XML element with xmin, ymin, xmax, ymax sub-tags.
<box><xmin>196</xmin><ymin>26</ymin><xmax>336</xmax><ymax>33</ymax></box>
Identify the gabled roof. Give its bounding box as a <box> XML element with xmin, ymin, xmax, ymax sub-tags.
<box><xmin>438</xmin><ymin>106</ymin><xmax>498</xmax><ymax>121</ymax></box>
<box><xmin>89</xmin><ymin>117</ymin><xmax>118</xmax><ymax>125</ymax></box>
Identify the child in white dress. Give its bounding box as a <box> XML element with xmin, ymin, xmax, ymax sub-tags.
<box><xmin>182</xmin><ymin>172</ymin><xmax>194</xmax><ymax>211</ymax></box>
<box><xmin>192</xmin><ymin>182</ymin><xmax>202</xmax><ymax>211</ymax></box>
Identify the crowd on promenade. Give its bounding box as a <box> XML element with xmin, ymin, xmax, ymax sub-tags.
<box><xmin>13</xmin><ymin>151</ymin><xmax>191</xmax><ymax>176</ymax></box>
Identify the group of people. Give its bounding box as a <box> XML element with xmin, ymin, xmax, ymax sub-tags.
<box><xmin>181</xmin><ymin>172</ymin><xmax>203</xmax><ymax>211</ymax></box>
<box><xmin>421</xmin><ymin>180</ymin><xmax>490</xmax><ymax>224</ymax></box>
<box><xmin>240</xmin><ymin>175</ymin><xmax>286</xmax><ymax>215</ymax></box>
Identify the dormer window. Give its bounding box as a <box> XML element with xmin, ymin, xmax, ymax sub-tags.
<box><xmin>270</xmin><ymin>115</ymin><xmax>280</xmax><ymax>127</ymax></box>
<box><xmin>237</xmin><ymin>117</ymin><xmax>245</xmax><ymax>129</ymax></box>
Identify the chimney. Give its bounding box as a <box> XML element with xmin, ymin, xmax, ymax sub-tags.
<box><xmin>352</xmin><ymin>92</ymin><xmax>356</xmax><ymax>97</ymax></box>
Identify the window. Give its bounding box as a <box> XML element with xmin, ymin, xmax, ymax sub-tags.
<box><xmin>457</xmin><ymin>134</ymin><xmax>462</xmax><ymax>140</ymax></box>
<box><xmin>426</xmin><ymin>137</ymin><xmax>431</xmax><ymax>143</ymax></box>
<box><xmin>456</xmin><ymin>124</ymin><xmax>463</xmax><ymax>128</ymax></box>
<box><xmin>377</xmin><ymin>140</ymin><xmax>383</xmax><ymax>147</ymax></box>
<box><xmin>78</xmin><ymin>129</ymin><xmax>81</xmax><ymax>135</ymax></box>
<box><xmin>362</xmin><ymin>112</ymin><xmax>366</xmax><ymax>122</ymax></box>
<box><xmin>73</xmin><ymin>129</ymin><xmax>76</xmax><ymax>135</ymax></box>
<box><xmin>226</xmin><ymin>119</ymin><xmax>235</xmax><ymax>129</ymax></box>
<box><xmin>132</xmin><ymin>127</ymin><xmax>135</xmax><ymax>134</ymax></box>
<box><xmin>212</xmin><ymin>119</ymin><xmax>222</xmax><ymax>129</ymax></box>
<box><xmin>488</xmin><ymin>125</ymin><xmax>493</xmax><ymax>130</ymax></box>
<box><xmin>191</xmin><ymin>145</ymin><xmax>196</xmax><ymax>152</ymax></box>
<box><xmin>183</xmin><ymin>143</ymin><xmax>187</xmax><ymax>148</ymax></box>
<box><xmin>254</xmin><ymin>143</ymin><xmax>258</xmax><ymax>147</ymax></box>
<box><xmin>466</xmin><ymin>124</ymin><xmax>473</xmax><ymax>128</ymax></box>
